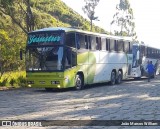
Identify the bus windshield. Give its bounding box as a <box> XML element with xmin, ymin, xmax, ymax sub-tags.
<box><xmin>132</xmin><ymin>44</ymin><xmax>139</xmax><ymax>68</ymax></box>
<box><xmin>26</xmin><ymin>46</ymin><xmax>63</xmax><ymax>71</ymax></box>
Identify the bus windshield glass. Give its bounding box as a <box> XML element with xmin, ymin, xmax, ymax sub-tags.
<box><xmin>132</xmin><ymin>45</ymin><xmax>139</xmax><ymax>68</ymax></box>
<box><xmin>26</xmin><ymin>46</ymin><xmax>63</xmax><ymax>71</ymax></box>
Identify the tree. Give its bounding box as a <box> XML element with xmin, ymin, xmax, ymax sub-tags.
<box><xmin>0</xmin><ymin>0</ymin><xmax>34</xmax><ymax>34</ymax></box>
<box><xmin>0</xmin><ymin>13</ymin><xmax>26</xmax><ymax>77</ymax></box>
<box><xmin>82</xmin><ymin>0</ymin><xmax>100</xmax><ymax>31</ymax></box>
<box><xmin>111</xmin><ymin>0</ymin><xmax>137</xmax><ymax>40</ymax></box>
<box><xmin>0</xmin><ymin>0</ymin><xmax>34</xmax><ymax>75</ymax></box>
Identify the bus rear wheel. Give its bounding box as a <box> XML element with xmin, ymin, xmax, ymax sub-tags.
<box><xmin>116</xmin><ymin>71</ymin><xmax>122</xmax><ymax>84</ymax></box>
<box><xmin>75</xmin><ymin>74</ymin><xmax>84</xmax><ymax>90</ymax></box>
<box><xmin>110</xmin><ymin>71</ymin><xmax>116</xmax><ymax>85</ymax></box>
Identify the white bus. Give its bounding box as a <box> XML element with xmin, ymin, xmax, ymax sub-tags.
<box><xmin>130</xmin><ymin>43</ymin><xmax>160</xmax><ymax>79</ymax></box>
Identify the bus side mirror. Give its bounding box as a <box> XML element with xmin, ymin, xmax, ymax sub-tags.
<box><xmin>20</xmin><ymin>49</ymin><xmax>23</xmax><ymax>60</ymax></box>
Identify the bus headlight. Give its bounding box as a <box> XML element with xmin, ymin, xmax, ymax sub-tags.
<box><xmin>28</xmin><ymin>84</ymin><xmax>31</xmax><ymax>87</ymax></box>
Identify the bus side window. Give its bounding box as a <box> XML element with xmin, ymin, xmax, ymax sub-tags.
<box><xmin>106</xmin><ymin>38</ymin><xmax>110</xmax><ymax>51</ymax></box>
<box><xmin>85</xmin><ymin>35</ymin><xmax>88</xmax><ymax>49</ymax></box>
<box><xmin>99</xmin><ymin>38</ymin><xmax>102</xmax><ymax>50</ymax></box>
<box><xmin>124</xmin><ymin>41</ymin><xmax>129</xmax><ymax>53</ymax></box>
<box><xmin>91</xmin><ymin>36</ymin><xmax>96</xmax><ymax>50</ymax></box>
<box><xmin>110</xmin><ymin>39</ymin><xmax>115</xmax><ymax>51</ymax></box>
<box><xmin>77</xmin><ymin>33</ymin><xmax>86</xmax><ymax>49</ymax></box>
<box><xmin>76</xmin><ymin>33</ymin><xmax>80</xmax><ymax>49</ymax></box>
<box><xmin>96</xmin><ymin>37</ymin><xmax>99</xmax><ymax>50</ymax></box>
<box><xmin>140</xmin><ymin>45</ymin><xmax>145</xmax><ymax>57</ymax></box>
<box><xmin>66</xmin><ymin>33</ymin><xmax>76</xmax><ymax>48</ymax></box>
<box><xmin>117</xmin><ymin>40</ymin><xmax>124</xmax><ymax>52</ymax></box>
<box><xmin>101</xmin><ymin>38</ymin><xmax>106</xmax><ymax>51</ymax></box>
<box><xmin>96</xmin><ymin>37</ymin><xmax>101</xmax><ymax>50</ymax></box>
<box><xmin>88</xmin><ymin>36</ymin><xmax>91</xmax><ymax>49</ymax></box>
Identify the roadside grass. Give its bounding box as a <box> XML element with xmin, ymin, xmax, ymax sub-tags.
<box><xmin>0</xmin><ymin>71</ymin><xmax>26</xmax><ymax>88</ymax></box>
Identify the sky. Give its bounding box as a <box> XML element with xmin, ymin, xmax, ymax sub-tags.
<box><xmin>61</xmin><ymin>0</ymin><xmax>160</xmax><ymax>48</ymax></box>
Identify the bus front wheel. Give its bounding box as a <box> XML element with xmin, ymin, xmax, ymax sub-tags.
<box><xmin>75</xmin><ymin>74</ymin><xmax>84</xmax><ymax>90</ymax></box>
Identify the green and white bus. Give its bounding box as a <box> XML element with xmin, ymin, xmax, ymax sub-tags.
<box><xmin>25</xmin><ymin>27</ymin><xmax>134</xmax><ymax>90</ymax></box>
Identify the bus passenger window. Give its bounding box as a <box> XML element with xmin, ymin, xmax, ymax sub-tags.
<box><xmin>66</xmin><ymin>33</ymin><xmax>76</xmax><ymax>48</ymax></box>
<box><xmin>124</xmin><ymin>42</ymin><xmax>129</xmax><ymax>53</ymax></box>
<box><xmin>101</xmin><ymin>38</ymin><xmax>106</xmax><ymax>51</ymax></box>
<box><xmin>106</xmin><ymin>39</ymin><xmax>110</xmax><ymax>51</ymax></box>
<box><xmin>117</xmin><ymin>40</ymin><xmax>124</xmax><ymax>52</ymax></box>
<box><xmin>96</xmin><ymin>37</ymin><xmax>99</xmax><ymax>50</ymax></box>
<box><xmin>96</xmin><ymin>37</ymin><xmax>101</xmax><ymax>50</ymax></box>
<box><xmin>99</xmin><ymin>38</ymin><xmax>102</xmax><ymax>50</ymax></box>
<box><xmin>79</xmin><ymin>34</ymin><xmax>86</xmax><ymax>49</ymax></box>
<box><xmin>85</xmin><ymin>35</ymin><xmax>88</xmax><ymax>49</ymax></box>
<box><xmin>91</xmin><ymin>36</ymin><xmax>96</xmax><ymax>50</ymax></box>
<box><xmin>88</xmin><ymin>36</ymin><xmax>91</xmax><ymax>50</ymax></box>
<box><xmin>110</xmin><ymin>39</ymin><xmax>115</xmax><ymax>51</ymax></box>
<box><xmin>76</xmin><ymin>34</ymin><xmax>80</xmax><ymax>49</ymax></box>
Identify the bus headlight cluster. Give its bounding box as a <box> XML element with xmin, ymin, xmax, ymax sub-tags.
<box><xmin>27</xmin><ymin>81</ymin><xmax>34</xmax><ymax>84</ymax></box>
<box><xmin>51</xmin><ymin>81</ymin><xmax>60</xmax><ymax>84</ymax></box>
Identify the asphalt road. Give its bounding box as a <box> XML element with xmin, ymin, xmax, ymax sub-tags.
<box><xmin>0</xmin><ymin>76</ymin><xmax>160</xmax><ymax>129</ymax></box>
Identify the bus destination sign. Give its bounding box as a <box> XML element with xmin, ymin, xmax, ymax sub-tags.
<box><xmin>27</xmin><ymin>33</ymin><xmax>62</xmax><ymax>45</ymax></box>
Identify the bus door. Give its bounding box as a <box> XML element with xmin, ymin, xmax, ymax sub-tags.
<box><xmin>64</xmin><ymin>47</ymin><xmax>77</xmax><ymax>69</ymax></box>
<box><xmin>132</xmin><ymin>44</ymin><xmax>144</xmax><ymax>77</ymax></box>
<box><xmin>64</xmin><ymin>47</ymin><xmax>77</xmax><ymax>86</ymax></box>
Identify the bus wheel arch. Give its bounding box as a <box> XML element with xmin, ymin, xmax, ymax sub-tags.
<box><xmin>116</xmin><ymin>69</ymin><xmax>123</xmax><ymax>84</ymax></box>
<box><xmin>75</xmin><ymin>72</ymin><xmax>84</xmax><ymax>90</ymax></box>
<box><xmin>110</xmin><ymin>70</ymin><xmax>116</xmax><ymax>85</ymax></box>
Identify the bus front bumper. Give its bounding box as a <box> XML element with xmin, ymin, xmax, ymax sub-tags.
<box><xmin>27</xmin><ymin>79</ymin><xmax>66</xmax><ymax>89</ymax></box>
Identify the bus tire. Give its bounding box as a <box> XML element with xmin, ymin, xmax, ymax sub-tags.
<box><xmin>75</xmin><ymin>74</ymin><xmax>84</xmax><ymax>90</ymax></box>
<box><xmin>116</xmin><ymin>71</ymin><xmax>122</xmax><ymax>84</ymax></box>
<box><xmin>110</xmin><ymin>71</ymin><xmax>116</xmax><ymax>85</ymax></box>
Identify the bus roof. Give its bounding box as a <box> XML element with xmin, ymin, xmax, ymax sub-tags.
<box><xmin>30</xmin><ymin>27</ymin><xmax>133</xmax><ymax>41</ymax></box>
<box><xmin>132</xmin><ymin>42</ymin><xmax>160</xmax><ymax>50</ymax></box>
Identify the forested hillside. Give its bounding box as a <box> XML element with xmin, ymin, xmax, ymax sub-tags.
<box><xmin>32</xmin><ymin>0</ymin><xmax>105</xmax><ymax>32</ymax></box>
